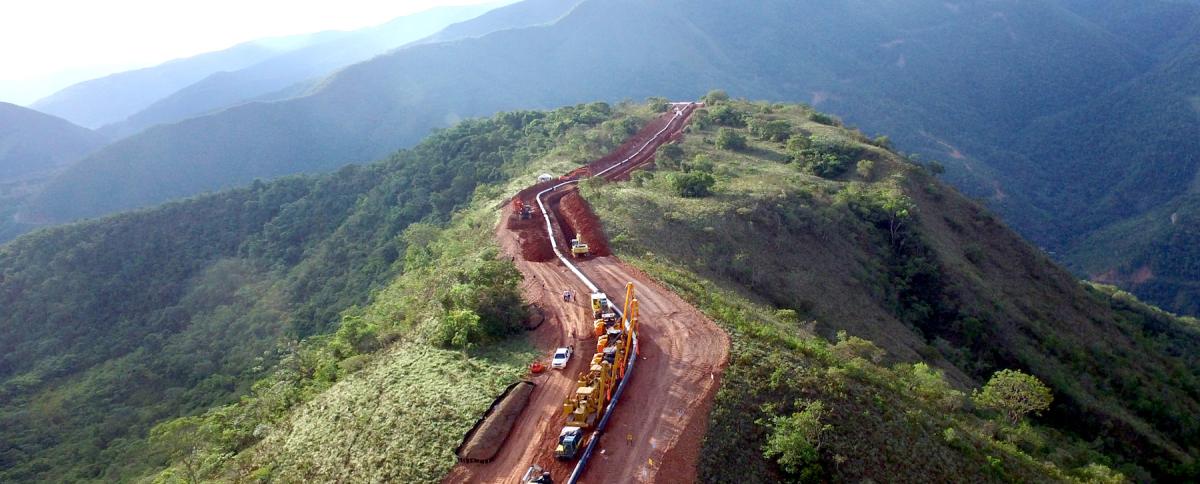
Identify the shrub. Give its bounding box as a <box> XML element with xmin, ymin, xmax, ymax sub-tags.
<box><xmin>631</xmin><ymin>171</ymin><xmax>654</xmax><ymax>187</ymax></box>
<box><xmin>793</xmin><ymin>135</ymin><xmax>866</xmax><ymax>178</ymax></box>
<box><xmin>802</xmin><ymin>154</ymin><xmax>848</xmax><ymax>178</ymax></box>
<box><xmin>855</xmin><ymin>159</ymin><xmax>874</xmax><ymax>179</ymax></box>
<box><xmin>656</xmin><ymin>143</ymin><xmax>684</xmax><ymax>169</ymax></box>
<box><xmin>709</xmin><ymin>105</ymin><xmax>747</xmax><ymax>127</ymax></box>
<box><xmin>716</xmin><ymin>128</ymin><xmax>748</xmax><ymax>151</ymax></box>
<box><xmin>692</xmin><ymin>109</ymin><xmax>713</xmax><ymax>130</ymax></box>
<box><xmin>690</xmin><ymin>154</ymin><xmax>715</xmax><ymax>174</ymax></box>
<box><xmin>762</xmin><ymin>400</ymin><xmax>830</xmax><ymax>480</ymax></box>
<box><xmin>703</xmin><ymin>89</ymin><xmax>730</xmax><ymax>105</ymax></box>
<box><xmin>808</xmin><ymin>111</ymin><xmax>840</xmax><ymax>126</ymax></box>
<box><xmin>761</xmin><ymin>120</ymin><xmax>793</xmax><ymax>142</ymax></box>
<box><xmin>973</xmin><ymin>369</ymin><xmax>1053</xmax><ymax>425</ymax></box>
<box><xmin>748</xmin><ymin>118</ymin><xmax>793</xmax><ymax>142</ymax></box>
<box><xmin>786</xmin><ymin>135</ymin><xmax>811</xmax><ymax>154</ymax></box>
<box><xmin>670</xmin><ymin>171</ymin><xmax>716</xmax><ymax>198</ymax></box>
<box><xmin>646</xmin><ymin>96</ymin><xmax>670</xmax><ymax>113</ymax></box>
<box><xmin>436</xmin><ymin>309</ymin><xmax>484</xmax><ymax>350</ymax></box>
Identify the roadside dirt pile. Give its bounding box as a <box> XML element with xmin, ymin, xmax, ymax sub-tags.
<box><xmin>557</xmin><ymin>191</ymin><xmax>610</xmax><ymax>257</ymax></box>
<box><xmin>456</xmin><ymin>381</ymin><xmax>537</xmax><ymax>463</ymax></box>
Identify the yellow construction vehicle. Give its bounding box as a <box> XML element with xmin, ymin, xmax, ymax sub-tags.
<box><xmin>570</xmin><ymin>238</ymin><xmax>590</xmax><ymax>258</ymax></box>
<box><xmin>553</xmin><ymin>283</ymin><xmax>640</xmax><ymax>460</ymax></box>
<box><xmin>590</xmin><ymin>292</ymin><xmax>616</xmax><ymax>320</ymax></box>
<box><xmin>554</xmin><ymin>427</ymin><xmax>587</xmax><ymax>461</ymax></box>
<box><xmin>561</xmin><ymin>359</ymin><xmax>612</xmax><ymax>428</ymax></box>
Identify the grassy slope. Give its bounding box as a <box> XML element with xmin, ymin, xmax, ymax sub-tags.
<box><xmin>142</xmin><ymin>105</ymin><xmax>657</xmax><ymax>483</ymax></box>
<box><xmin>584</xmin><ymin>100</ymin><xmax>1200</xmax><ymax>480</ymax></box>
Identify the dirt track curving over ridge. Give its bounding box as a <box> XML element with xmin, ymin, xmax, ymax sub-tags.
<box><xmin>445</xmin><ymin>106</ymin><xmax>729</xmax><ymax>483</ymax></box>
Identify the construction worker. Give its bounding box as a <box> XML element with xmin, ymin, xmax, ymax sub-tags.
<box><xmin>563</xmin><ymin>290</ymin><xmax>572</xmax><ymax>302</ymax></box>
<box><xmin>533</xmin><ymin>471</ymin><xmax>553</xmax><ymax>483</ymax></box>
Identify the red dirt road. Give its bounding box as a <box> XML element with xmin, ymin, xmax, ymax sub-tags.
<box><xmin>445</xmin><ymin>106</ymin><xmax>729</xmax><ymax>483</ymax></box>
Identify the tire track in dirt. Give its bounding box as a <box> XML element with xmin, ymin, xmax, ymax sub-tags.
<box><xmin>445</xmin><ymin>105</ymin><xmax>729</xmax><ymax>483</ymax></box>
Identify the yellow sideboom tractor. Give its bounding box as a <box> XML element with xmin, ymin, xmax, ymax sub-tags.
<box><xmin>554</xmin><ymin>284</ymin><xmax>640</xmax><ymax>460</ymax></box>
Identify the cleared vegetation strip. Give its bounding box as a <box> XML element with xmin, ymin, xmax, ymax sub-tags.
<box><xmin>532</xmin><ymin>105</ymin><xmax>691</xmax><ymax>484</ymax></box>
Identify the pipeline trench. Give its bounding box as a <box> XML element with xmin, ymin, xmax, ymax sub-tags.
<box><xmin>444</xmin><ymin>104</ymin><xmax>729</xmax><ymax>484</ymax></box>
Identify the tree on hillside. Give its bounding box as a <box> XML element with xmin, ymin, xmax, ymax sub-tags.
<box><xmin>646</xmin><ymin>96</ymin><xmax>670</xmax><ymax>113</ymax></box>
<box><xmin>716</xmin><ymin>128</ymin><xmax>747</xmax><ymax>151</ymax></box>
<box><xmin>877</xmin><ymin>188</ymin><xmax>915</xmax><ymax>247</ymax></box>
<box><xmin>703</xmin><ymin>89</ymin><xmax>730</xmax><ymax>105</ymax></box>
<box><xmin>670</xmin><ymin>171</ymin><xmax>716</xmax><ymax>198</ymax></box>
<box><xmin>762</xmin><ymin>400</ymin><xmax>830</xmax><ymax>480</ymax></box>
<box><xmin>150</xmin><ymin>416</ymin><xmax>212</xmax><ymax>484</ymax></box>
<box><xmin>709</xmin><ymin>105</ymin><xmax>747</xmax><ymax>127</ymax></box>
<box><xmin>973</xmin><ymin>369</ymin><xmax>1053</xmax><ymax>425</ymax></box>
<box><xmin>656</xmin><ymin>143</ymin><xmax>684</xmax><ymax>169</ymax></box>
<box><xmin>750</xmin><ymin>119</ymin><xmax>792</xmax><ymax>142</ymax></box>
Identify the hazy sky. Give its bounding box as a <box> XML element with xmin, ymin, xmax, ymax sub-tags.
<box><xmin>0</xmin><ymin>0</ymin><xmax>504</xmax><ymax>105</ymax></box>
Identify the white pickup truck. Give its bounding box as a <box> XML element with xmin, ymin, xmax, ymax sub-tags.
<box><xmin>551</xmin><ymin>346</ymin><xmax>573</xmax><ymax>369</ymax></box>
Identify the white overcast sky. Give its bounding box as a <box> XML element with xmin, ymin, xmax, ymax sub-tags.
<box><xmin>0</xmin><ymin>0</ymin><xmax>504</xmax><ymax>105</ymax></box>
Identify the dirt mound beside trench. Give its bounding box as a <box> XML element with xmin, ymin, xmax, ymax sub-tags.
<box><xmin>558</xmin><ymin>191</ymin><xmax>610</xmax><ymax>257</ymax></box>
<box><xmin>456</xmin><ymin>381</ymin><xmax>537</xmax><ymax>463</ymax></box>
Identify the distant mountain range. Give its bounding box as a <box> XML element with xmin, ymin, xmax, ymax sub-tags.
<box><xmin>95</xmin><ymin>3</ymin><xmax>509</xmax><ymax>139</ymax></box>
<box><xmin>29</xmin><ymin>33</ymin><xmax>332</xmax><ymax>129</ymax></box>
<box><xmin>6</xmin><ymin>0</ymin><xmax>1200</xmax><ymax>315</ymax></box>
<box><xmin>0</xmin><ymin>103</ymin><xmax>104</xmax><ymax>181</ymax></box>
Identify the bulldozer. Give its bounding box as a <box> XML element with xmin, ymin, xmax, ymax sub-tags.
<box><xmin>570</xmin><ymin>238</ymin><xmax>589</xmax><ymax>258</ymax></box>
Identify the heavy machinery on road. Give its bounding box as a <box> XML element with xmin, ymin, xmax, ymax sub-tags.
<box><xmin>555</xmin><ymin>284</ymin><xmax>639</xmax><ymax>460</ymax></box>
<box><xmin>554</xmin><ymin>427</ymin><xmax>587</xmax><ymax>460</ymax></box>
<box><xmin>521</xmin><ymin>465</ymin><xmax>554</xmax><ymax>483</ymax></box>
<box><xmin>570</xmin><ymin>238</ymin><xmax>589</xmax><ymax>258</ymax></box>
<box><xmin>515</xmin><ymin>199</ymin><xmax>534</xmax><ymax>220</ymax></box>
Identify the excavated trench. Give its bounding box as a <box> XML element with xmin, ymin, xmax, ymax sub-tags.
<box><xmin>446</xmin><ymin>104</ymin><xmax>719</xmax><ymax>484</ymax></box>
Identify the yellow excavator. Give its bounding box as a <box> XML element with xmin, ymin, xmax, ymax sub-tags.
<box><xmin>570</xmin><ymin>238</ymin><xmax>589</xmax><ymax>258</ymax></box>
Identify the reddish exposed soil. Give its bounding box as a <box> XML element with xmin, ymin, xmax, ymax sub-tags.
<box><xmin>444</xmin><ymin>105</ymin><xmax>728</xmax><ymax>484</ymax></box>
<box><xmin>504</xmin><ymin>104</ymin><xmax>695</xmax><ymax>266</ymax></box>
<box><xmin>557</xmin><ymin>191</ymin><xmax>610</xmax><ymax>257</ymax></box>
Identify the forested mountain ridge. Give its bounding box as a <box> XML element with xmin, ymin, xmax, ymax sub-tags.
<box><xmin>0</xmin><ymin>102</ymin><xmax>625</xmax><ymax>482</ymax></box>
<box><xmin>0</xmin><ymin>102</ymin><xmax>105</xmax><ymax>181</ymax></box>
<box><xmin>0</xmin><ymin>103</ymin><xmax>106</xmax><ymax>241</ymax></box>
<box><xmin>14</xmin><ymin>0</ymin><xmax>1200</xmax><ymax>318</ymax></box>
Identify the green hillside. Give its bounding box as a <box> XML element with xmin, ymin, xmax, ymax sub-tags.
<box><xmin>4</xmin><ymin>99</ymin><xmax>1199</xmax><ymax>482</ymax></box>
<box><xmin>0</xmin><ymin>101</ymin><xmax>629</xmax><ymax>482</ymax></box>
<box><xmin>583</xmin><ymin>99</ymin><xmax>1200</xmax><ymax>480</ymax></box>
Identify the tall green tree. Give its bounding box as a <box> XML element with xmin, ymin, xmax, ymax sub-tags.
<box><xmin>973</xmin><ymin>369</ymin><xmax>1054</xmax><ymax>425</ymax></box>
